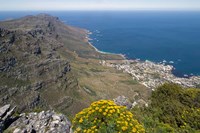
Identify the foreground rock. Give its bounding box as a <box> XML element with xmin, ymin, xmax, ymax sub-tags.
<box><xmin>0</xmin><ymin>104</ymin><xmax>16</xmax><ymax>133</ymax></box>
<box><xmin>0</xmin><ymin>104</ymin><xmax>71</xmax><ymax>133</ymax></box>
<box><xmin>9</xmin><ymin>111</ymin><xmax>71</xmax><ymax>133</ymax></box>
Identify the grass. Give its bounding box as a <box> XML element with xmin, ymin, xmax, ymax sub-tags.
<box><xmin>120</xmin><ymin>79</ymin><xmax>138</xmax><ymax>85</ymax></box>
<box><xmin>71</xmin><ymin>57</ymin><xmax>150</xmax><ymax>105</ymax></box>
<box><xmin>33</xmin><ymin>107</ymin><xmax>43</xmax><ymax>113</ymax></box>
<box><xmin>0</xmin><ymin>73</ymin><xmax>30</xmax><ymax>88</ymax></box>
<box><xmin>82</xmin><ymin>85</ymin><xmax>97</xmax><ymax>96</ymax></box>
<box><xmin>90</xmin><ymin>68</ymin><xmax>105</xmax><ymax>73</ymax></box>
<box><xmin>4</xmin><ymin>128</ymin><xmax>15</xmax><ymax>133</ymax></box>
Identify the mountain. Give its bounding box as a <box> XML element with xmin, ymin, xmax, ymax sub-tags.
<box><xmin>0</xmin><ymin>14</ymin><xmax>149</xmax><ymax>115</ymax></box>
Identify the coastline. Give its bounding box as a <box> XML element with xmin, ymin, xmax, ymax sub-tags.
<box><xmin>85</xmin><ymin>30</ymin><xmax>200</xmax><ymax>89</ymax></box>
<box><xmin>88</xmin><ymin>41</ymin><xmax>126</xmax><ymax>59</ymax></box>
<box><xmin>85</xmin><ymin>30</ymin><xmax>126</xmax><ymax>59</ymax></box>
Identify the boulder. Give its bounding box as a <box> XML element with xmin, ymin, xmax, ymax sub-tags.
<box><xmin>34</xmin><ymin>47</ymin><xmax>41</xmax><ymax>55</ymax></box>
<box><xmin>0</xmin><ymin>104</ymin><xmax>72</xmax><ymax>133</ymax></box>
<box><xmin>113</xmin><ymin>96</ymin><xmax>132</xmax><ymax>109</ymax></box>
<box><xmin>0</xmin><ymin>104</ymin><xmax>16</xmax><ymax>133</ymax></box>
<box><xmin>62</xmin><ymin>62</ymin><xmax>71</xmax><ymax>74</ymax></box>
<box><xmin>0</xmin><ymin>104</ymin><xmax>10</xmax><ymax>118</ymax></box>
<box><xmin>9</xmin><ymin>110</ymin><xmax>72</xmax><ymax>133</ymax></box>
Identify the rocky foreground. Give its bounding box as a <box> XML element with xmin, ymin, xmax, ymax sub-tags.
<box><xmin>101</xmin><ymin>60</ymin><xmax>200</xmax><ymax>89</ymax></box>
<box><xmin>0</xmin><ymin>96</ymin><xmax>136</xmax><ymax>133</ymax></box>
<box><xmin>0</xmin><ymin>104</ymin><xmax>71</xmax><ymax>133</ymax></box>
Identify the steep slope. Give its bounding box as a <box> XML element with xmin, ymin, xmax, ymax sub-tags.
<box><xmin>0</xmin><ymin>14</ymin><xmax>149</xmax><ymax>115</ymax></box>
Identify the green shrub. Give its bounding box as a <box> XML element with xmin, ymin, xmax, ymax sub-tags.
<box><xmin>72</xmin><ymin>100</ymin><xmax>145</xmax><ymax>133</ymax></box>
<box><xmin>135</xmin><ymin>83</ymin><xmax>200</xmax><ymax>132</ymax></box>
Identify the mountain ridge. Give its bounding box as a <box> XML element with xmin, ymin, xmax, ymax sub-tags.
<box><xmin>0</xmin><ymin>14</ymin><xmax>149</xmax><ymax>115</ymax></box>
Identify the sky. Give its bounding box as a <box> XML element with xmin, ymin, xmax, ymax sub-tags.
<box><xmin>0</xmin><ymin>0</ymin><xmax>200</xmax><ymax>11</ymax></box>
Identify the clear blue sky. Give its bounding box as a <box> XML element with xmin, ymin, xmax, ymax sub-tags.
<box><xmin>0</xmin><ymin>0</ymin><xmax>200</xmax><ymax>11</ymax></box>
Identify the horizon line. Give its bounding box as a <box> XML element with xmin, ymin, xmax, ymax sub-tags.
<box><xmin>1</xmin><ymin>9</ymin><xmax>200</xmax><ymax>12</ymax></box>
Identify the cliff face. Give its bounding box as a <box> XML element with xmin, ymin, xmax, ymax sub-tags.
<box><xmin>0</xmin><ymin>14</ymin><xmax>149</xmax><ymax>116</ymax></box>
<box><xmin>0</xmin><ymin>14</ymin><xmax>91</xmax><ymax>114</ymax></box>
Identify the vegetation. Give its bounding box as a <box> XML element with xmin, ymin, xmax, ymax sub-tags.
<box><xmin>132</xmin><ymin>83</ymin><xmax>200</xmax><ymax>133</ymax></box>
<box><xmin>120</xmin><ymin>79</ymin><xmax>138</xmax><ymax>85</ymax></box>
<box><xmin>72</xmin><ymin>83</ymin><xmax>200</xmax><ymax>132</ymax></box>
<box><xmin>72</xmin><ymin>100</ymin><xmax>145</xmax><ymax>133</ymax></box>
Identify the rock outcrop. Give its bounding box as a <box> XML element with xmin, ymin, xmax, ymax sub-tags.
<box><xmin>0</xmin><ymin>104</ymin><xmax>16</xmax><ymax>133</ymax></box>
<box><xmin>114</xmin><ymin>95</ymin><xmax>148</xmax><ymax>109</ymax></box>
<box><xmin>0</xmin><ymin>104</ymin><xmax>71</xmax><ymax>133</ymax></box>
<box><xmin>9</xmin><ymin>111</ymin><xmax>71</xmax><ymax>133</ymax></box>
<box><xmin>113</xmin><ymin>96</ymin><xmax>132</xmax><ymax>109</ymax></box>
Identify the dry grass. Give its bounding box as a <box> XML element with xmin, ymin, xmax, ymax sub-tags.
<box><xmin>71</xmin><ymin>57</ymin><xmax>151</xmax><ymax>108</ymax></box>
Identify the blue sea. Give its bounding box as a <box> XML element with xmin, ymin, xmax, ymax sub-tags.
<box><xmin>0</xmin><ymin>11</ymin><xmax>200</xmax><ymax>77</ymax></box>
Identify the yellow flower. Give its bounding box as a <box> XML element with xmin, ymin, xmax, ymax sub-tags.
<box><xmin>117</xmin><ymin>121</ymin><xmax>121</xmax><ymax>124</ymax></box>
<box><xmin>79</xmin><ymin>118</ymin><xmax>83</xmax><ymax>123</ymax></box>
<box><xmin>88</xmin><ymin>111</ymin><xmax>92</xmax><ymax>115</ymax></box>
<box><xmin>72</xmin><ymin>100</ymin><xmax>145</xmax><ymax>133</ymax></box>
<box><xmin>91</xmin><ymin>126</ymin><xmax>96</xmax><ymax>129</ymax></box>
<box><xmin>132</xmin><ymin>127</ymin><xmax>137</xmax><ymax>132</ymax></box>
<box><xmin>95</xmin><ymin>107</ymin><xmax>99</xmax><ymax>110</ymax></box>
<box><xmin>122</xmin><ymin>126</ymin><xmax>127</xmax><ymax>131</ymax></box>
<box><xmin>117</xmin><ymin>109</ymin><xmax>120</xmax><ymax>113</ymax></box>
<box><xmin>86</xmin><ymin>129</ymin><xmax>91</xmax><ymax>133</ymax></box>
<box><xmin>76</xmin><ymin>127</ymin><xmax>81</xmax><ymax>131</ymax></box>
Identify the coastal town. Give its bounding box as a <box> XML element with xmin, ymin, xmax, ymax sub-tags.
<box><xmin>100</xmin><ymin>60</ymin><xmax>200</xmax><ymax>89</ymax></box>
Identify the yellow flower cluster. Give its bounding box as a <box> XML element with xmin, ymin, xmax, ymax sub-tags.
<box><xmin>72</xmin><ymin>100</ymin><xmax>145</xmax><ymax>133</ymax></box>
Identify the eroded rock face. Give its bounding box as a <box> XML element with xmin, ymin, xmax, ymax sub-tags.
<box><xmin>0</xmin><ymin>104</ymin><xmax>16</xmax><ymax>133</ymax></box>
<box><xmin>0</xmin><ymin>28</ymin><xmax>15</xmax><ymax>53</ymax></box>
<box><xmin>0</xmin><ymin>57</ymin><xmax>17</xmax><ymax>72</ymax></box>
<box><xmin>9</xmin><ymin>111</ymin><xmax>71</xmax><ymax>133</ymax></box>
<box><xmin>0</xmin><ymin>104</ymin><xmax>72</xmax><ymax>133</ymax></box>
<box><xmin>0</xmin><ymin>15</ymin><xmax>78</xmax><ymax>113</ymax></box>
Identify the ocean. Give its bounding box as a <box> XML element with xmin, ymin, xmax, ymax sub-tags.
<box><xmin>0</xmin><ymin>11</ymin><xmax>200</xmax><ymax>77</ymax></box>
